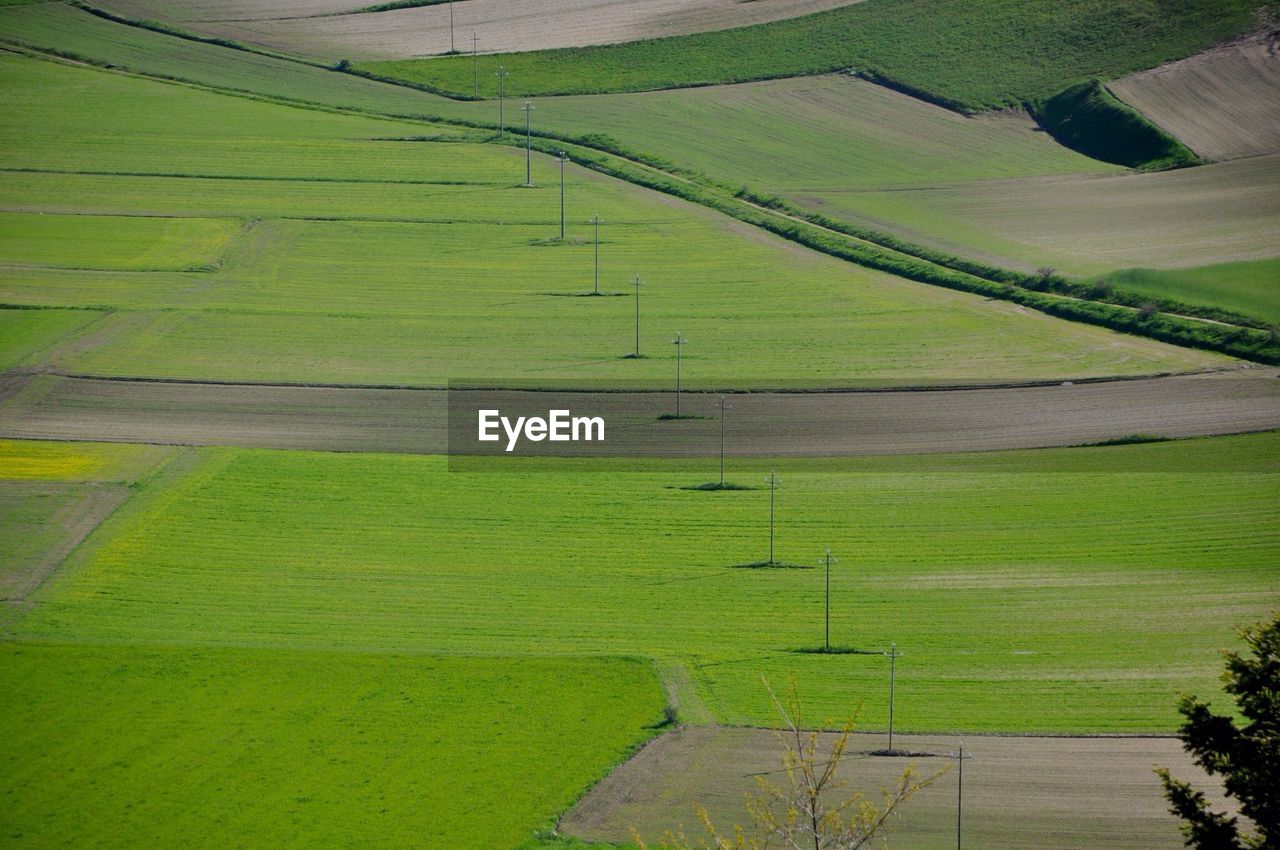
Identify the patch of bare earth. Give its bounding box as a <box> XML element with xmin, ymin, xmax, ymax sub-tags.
<box><xmin>96</xmin><ymin>0</ymin><xmax>867</xmax><ymax>60</ymax></box>
<box><xmin>1110</xmin><ymin>36</ymin><xmax>1280</xmax><ymax>161</ymax></box>
<box><xmin>1</xmin><ymin>369</ymin><xmax>1277</xmax><ymax>455</ymax></box>
<box><xmin>564</xmin><ymin>725</ymin><xmax>1235</xmax><ymax>850</ymax></box>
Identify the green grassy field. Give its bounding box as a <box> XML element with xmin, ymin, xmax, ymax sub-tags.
<box><xmin>0</xmin><ymin>212</ymin><xmax>242</xmax><ymax>270</ymax></box>
<box><xmin>1096</xmin><ymin>259</ymin><xmax>1280</xmax><ymax>327</ymax></box>
<box><xmin>0</xmin><ymin>642</ymin><xmax>664</xmax><ymax>850</ymax></box>
<box><xmin>0</xmin><ymin>53</ymin><xmax>1224</xmax><ymax>385</ymax></box>
<box><xmin>10</xmin><ymin>433</ymin><xmax>1277</xmax><ymax>734</ymax></box>
<box><xmin>498</xmin><ymin>75</ymin><xmax>1120</xmax><ymax>191</ymax></box>
<box><xmin>0</xmin><ymin>1</ymin><xmax>452</xmax><ymax>115</ymax></box>
<box><xmin>0</xmin><ymin>308</ymin><xmax>100</xmax><ymax>371</ymax></box>
<box><xmin>5</xmin><ymin>3</ymin><xmax>1275</xmax><ymax>328</ymax></box>
<box><xmin>356</xmin><ymin>0</ymin><xmax>1257</xmax><ymax>107</ymax></box>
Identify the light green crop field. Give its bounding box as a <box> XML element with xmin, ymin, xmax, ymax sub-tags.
<box><xmin>0</xmin><ymin>643</ymin><xmax>664</xmax><ymax>850</ymax></box>
<box><xmin>1097</xmin><ymin>259</ymin><xmax>1280</xmax><ymax>327</ymax></box>
<box><xmin>12</xmin><ymin>433</ymin><xmax>1278</xmax><ymax>734</ymax></box>
<box><xmin>0</xmin><ymin>212</ymin><xmax>242</xmax><ymax>270</ymax></box>
<box><xmin>790</xmin><ymin>153</ymin><xmax>1280</xmax><ymax>277</ymax></box>
<box><xmin>505</xmin><ymin>75</ymin><xmax>1120</xmax><ymax>190</ymax></box>
<box><xmin>0</xmin><ymin>437</ymin><xmax>166</xmax><ymax>480</ymax></box>
<box><xmin>0</xmin><ymin>53</ymin><xmax>1224</xmax><ymax>385</ymax></box>
<box><xmin>0</xmin><ymin>308</ymin><xmax>99</xmax><ymax>371</ymax></box>
<box><xmin>0</xmin><ymin>1</ymin><xmax>453</xmax><ymax>115</ymax></box>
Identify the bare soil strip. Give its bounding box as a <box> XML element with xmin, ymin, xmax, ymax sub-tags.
<box><xmin>563</xmin><ymin>725</ymin><xmax>1234</xmax><ymax>850</ymax></box>
<box><xmin>0</xmin><ymin>370</ymin><xmax>1276</xmax><ymax>455</ymax></box>
<box><xmin>1110</xmin><ymin>36</ymin><xmax>1280</xmax><ymax>161</ymax></box>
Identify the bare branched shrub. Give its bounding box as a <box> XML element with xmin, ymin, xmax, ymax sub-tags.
<box><xmin>634</xmin><ymin>679</ymin><xmax>947</xmax><ymax>850</ymax></box>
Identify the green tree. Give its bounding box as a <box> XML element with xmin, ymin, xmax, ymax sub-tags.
<box><xmin>1156</xmin><ymin>613</ymin><xmax>1279</xmax><ymax>850</ymax></box>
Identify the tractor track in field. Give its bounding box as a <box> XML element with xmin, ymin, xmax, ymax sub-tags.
<box><xmin>0</xmin><ymin>369</ymin><xmax>1276</xmax><ymax>455</ymax></box>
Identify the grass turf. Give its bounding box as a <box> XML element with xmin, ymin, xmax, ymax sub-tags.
<box><xmin>0</xmin><ymin>642</ymin><xmax>664</xmax><ymax>850</ymax></box>
<box><xmin>0</xmin><ymin>308</ymin><xmax>99</xmax><ymax>371</ymax></box>
<box><xmin>1095</xmin><ymin>259</ymin><xmax>1280</xmax><ymax>327</ymax></box>
<box><xmin>0</xmin><ymin>53</ymin><xmax>1224</xmax><ymax>385</ymax></box>
<box><xmin>9</xmin><ymin>433</ymin><xmax>1278</xmax><ymax>734</ymax></box>
<box><xmin>355</xmin><ymin>0</ymin><xmax>1258</xmax><ymax>107</ymax></box>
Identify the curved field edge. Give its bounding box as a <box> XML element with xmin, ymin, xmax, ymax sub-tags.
<box><xmin>0</xmin><ymin>642</ymin><xmax>667</xmax><ymax>849</ymax></box>
<box><xmin>351</xmin><ymin>0</ymin><xmax>1261</xmax><ymax>108</ymax></box>
<box><xmin>3</xmin><ymin>7</ymin><xmax>1275</xmax><ymax>357</ymax></box>
<box><xmin>1030</xmin><ymin>78</ymin><xmax>1197</xmax><ymax>170</ymax></box>
<box><xmin>9</xmin><ymin>433</ymin><xmax>1280</xmax><ymax>734</ymax></box>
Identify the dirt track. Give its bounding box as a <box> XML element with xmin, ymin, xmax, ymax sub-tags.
<box><xmin>1</xmin><ymin>369</ymin><xmax>1277</xmax><ymax>455</ymax></box>
<box><xmin>564</xmin><ymin>725</ymin><xmax>1233</xmax><ymax>850</ymax></box>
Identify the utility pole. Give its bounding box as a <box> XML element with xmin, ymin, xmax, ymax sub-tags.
<box><xmin>448</xmin><ymin>0</ymin><xmax>455</xmax><ymax>53</ymax></box>
<box><xmin>471</xmin><ymin>32</ymin><xmax>479</xmax><ymax>99</ymax></box>
<box><xmin>765</xmin><ymin>471</ymin><xmax>779</xmax><ymax>564</ymax></box>
<box><xmin>716</xmin><ymin>396</ymin><xmax>732</xmax><ymax>486</ymax></box>
<box><xmin>631</xmin><ymin>275</ymin><xmax>642</xmax><ymax>357</ymax></box>
<box><xmin>494</xmin><ymin>65</ymin><xmax>508</xmax><ymax>133</ymax></box>
<box><xmin>521</xmin><ymin>100</ymin><xmax>534</xmax><ymax>186</ymax></box>
<box><xmin>671</xmin><ymin>332</ymin><xmax>687</xmax><ymax>416</ymax></box>
<box><xmin>887</xmin><ymin>641</ymin><xmax>901</xmax><ymax>751</ymax></box>
<box><xmin>956</xmin><ymin>740</ymin><xmax>965</xmax><ymax>850</ymax></box>
<box><xmin>557</xmin><ymin>151</ymin><xmax>568</xmax><ymax>240</ymax></box>
<box><xmin>591</xmin><ymin>215</ymin><xmax>601</xmax><ymax>294</ymax></box>
<box><xmin>821</xmin><ymin>548</ymin><xmax>837</xmax><ymax>651</ymax></box>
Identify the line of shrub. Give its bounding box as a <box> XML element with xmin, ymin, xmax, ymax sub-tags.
<box><xmin>510</xmin><ymin>135</ymin><xmax>1279</xmax><ymax>364</ymax></box>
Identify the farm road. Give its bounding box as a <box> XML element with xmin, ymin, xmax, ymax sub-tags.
<box><xmin>1</xmin><ymin>369</ymin><xmax>1277</xmax><ymax>455</ymax></box>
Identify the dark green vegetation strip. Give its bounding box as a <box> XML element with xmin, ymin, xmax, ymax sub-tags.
<box><xmin>1031</xmin><ymin>79</ymin><xmax>1198</xmax><ymax>170</ymax></box>
<box><xmin>355</xmin><ymin>0</ymin><xmax>1258</xmax><ymax>108</ymax></box>
<box><xmin>355</xmin><ymin>0</ymin><xmax>460</xmax><ymax>13</ymax></box>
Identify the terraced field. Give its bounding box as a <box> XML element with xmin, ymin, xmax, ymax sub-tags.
<box><xmin>0</xmin><ymin>52</ymin><xmax>1226</xmax><ymax>386</ymax></box>
<box><xmin>95</xmin><ymin>0</ymin><xmax>868</xmax><ymax>59</ymax></box>
<box><xmin>10</xmin><ymin>434</ymin><xmax>1278</xmax><ymax>733</ymax></box>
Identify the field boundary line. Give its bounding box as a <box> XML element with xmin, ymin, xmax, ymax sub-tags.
<box><xmin>40</xmin><ymin>366</ymin><xmax>1265</xmax><ymax>394</ymax></box>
